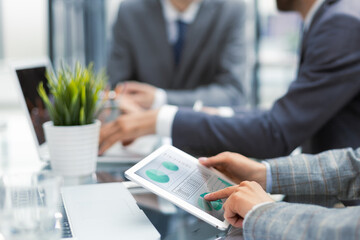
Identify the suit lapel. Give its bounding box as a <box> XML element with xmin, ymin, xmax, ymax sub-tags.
<box><xmin>300</xmin><ymin>0</ymin><xmax>340</xmax><ymax>64</ymax></box>
<box><xmin>148</xmin><ymin>0</ymin><xmax>174</xmax><ymax>87</ymax></box>
<box><xmin>172</xmin><ymin>0</ymin><xmax>218</xmax><ymax>88</ymax></box>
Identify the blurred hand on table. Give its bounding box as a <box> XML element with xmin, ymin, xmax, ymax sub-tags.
<box><xmin>99</xmin><ymin>109</ymin><xmax>159</xmax><ymax>155</ymax></box>
<box><xmin>116</xmin><ymin>81</ymin><xmax>157</xmax><ymax>110</ymax></box>
<box><xmin>117</xmin><ymin>94</ymin><xmax>144</xmax><ymax>114</ymax></box>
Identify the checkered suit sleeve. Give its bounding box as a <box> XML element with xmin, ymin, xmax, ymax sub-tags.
<box><xmin>243</xmin><ymin>148</ymin><xmax>360</xmax><ymax>240</ymax></box>
<box><xmin>266</xmin><ymin>147</ymin><xmax>360</xmax><ymax>199</ymax></box>
<box><xmin>243</xmin><ymin>202</ymin><xmax>360</xmax><ymax>240</ymax></box>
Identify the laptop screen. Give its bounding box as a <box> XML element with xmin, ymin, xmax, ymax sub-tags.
<box><xmin>16</xmin><ymin>66</ymin><xmax>51</xmax><ymax>145</ymax></box>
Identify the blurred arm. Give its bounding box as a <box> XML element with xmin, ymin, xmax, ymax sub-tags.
<box><xmin>244</xmin><ymin>201</ymin><xmax>360</xmax><ymax>240</ymax></box>
<box><xmin>171</xmin><ymin>15</ymin><xmax>360</xmax><ymax>158</ymax></box>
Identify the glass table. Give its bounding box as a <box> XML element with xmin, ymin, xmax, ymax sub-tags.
<box><xmin>51</xmin><ymin>162</ymin><xmax>244</xmax><ymax>240</ymax></box>
<box><xmin>0</xmin><ymin>108</ymin><xmax>243</xmax><ymax>240</ymax></box>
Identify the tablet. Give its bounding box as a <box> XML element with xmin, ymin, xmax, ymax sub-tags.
<box><xmin>125</xmin><ymin>145</ymin><xmax>235</xmax><ymax>230</ymax></box>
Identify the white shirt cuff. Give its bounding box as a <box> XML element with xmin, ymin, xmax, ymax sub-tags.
<box><xmin>262</xmin><ymin>161</ymin><xmax>273</xmax><ymax>193</ymax></box>
<box><xmin>151</xmin><ymin>88</ymin><xmax>167</xmax><ymax>109</ymax></box>
<box><xmin>156</xmin><ymin>105</ymin><xmax>178</xmax><ymax>137</ymax></box>
<box><xmin>217</xmin><ymin>107</ymin><xmax>235</xmax><ymax>117</ymax></box>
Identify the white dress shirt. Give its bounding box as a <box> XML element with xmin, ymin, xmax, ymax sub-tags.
<box><xmin>161</xmin><ymin>0</ymin><xmax>201</xmax><ymax>44</ymax></box>
<box><xmin>151</xmin><ymin>0</ymin><xmax>201</xmax><ymax>109</ymax></box>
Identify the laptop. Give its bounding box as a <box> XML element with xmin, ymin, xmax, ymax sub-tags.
<box><xmin>11</xmin><ymin>59</ymin><xmax>159</xmax><ymax>163</ymax></box>
<box><xmin>60</xmin><ymin>182</ymin><xmax>160</xmax><ymax>240</ymax></box>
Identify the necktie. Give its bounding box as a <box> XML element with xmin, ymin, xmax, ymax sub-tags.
<box><xmin>173</xmin><ymin>20</ymin><xmax>187</xmax><ymax>66</ymax></box>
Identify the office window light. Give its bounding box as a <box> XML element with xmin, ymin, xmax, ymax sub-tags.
<box><xmin>0</xmin><ymin>0</ymin><xmax>48</xmax><ymax>106</ymax></box>
<box><xmin>0</xmin><ymin>0</ymin><xmax>3</xmax><ymax>60</ymax></box>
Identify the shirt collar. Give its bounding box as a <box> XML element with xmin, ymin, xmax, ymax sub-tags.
<box><xmin>304</xmin><ymin>0</ymin><xmax>326</xmax><ymax>31</ymax></box>
<box><xmin>161</xmin><ymin>0</ymin><xmax>201</xmax><ymax>24</ymax></box>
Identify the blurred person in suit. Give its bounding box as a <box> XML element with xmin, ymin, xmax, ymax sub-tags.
<box><xmin>100</xmin><ymin>0</ymin><xmax>360</xmax><ymax>159</ymax></box>
<box><xmin>107</xmin><ymin>0</ymin><xmax>253</xmax><ymax>109</ymax></box>
<box><xmin>200</xmin><ymin>147</ymin><xmax>360</xmax><ymax>239</ymax></box>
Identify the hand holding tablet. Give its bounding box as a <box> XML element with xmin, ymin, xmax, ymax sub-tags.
<box><xmin>125</xmin><ymin>145</ymin><xmax>236</xmax><ymax>230</ymax></box>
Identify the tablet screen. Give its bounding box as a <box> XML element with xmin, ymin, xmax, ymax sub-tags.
<box><xmin>134</xmin><ymin>150</ymin><xmax>233</xmax><ymax>221</ymax></box>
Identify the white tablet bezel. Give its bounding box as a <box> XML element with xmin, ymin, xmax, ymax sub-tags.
<box><xmin>125</xmin><ymin>145</ymin><xmax>235</xmax><ymax>231</ymax></box>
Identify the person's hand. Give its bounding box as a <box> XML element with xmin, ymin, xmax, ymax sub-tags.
<box><xmin>98</xmin><ymin>88</ymin><xmax>144</xmax><ymax>123</ymax></box>
<box><xmin>116</xmin><ymin>81</ymin><xmax>157</xmax><ymax>110</ymax></box>
<box><xmin>204</xmin><ymin>181</ymin><xmax>274</xmax><ymax>228</ymax></box>
<box><xmin>199</xmin><ymin>152</ymin><xmax>267</xmax><ymax>189</ymax></box>
<box><xmin>200</xmin><ymin>106</ymin><xmax>221</xmax><ymax>115</ymax></box>
<box><xmin>98</xmin><ymin>110</ymin><xmax>159</xmax><ymax>154</ymax></box>
<box><xmin>117</xmin><ymin>95</ymin><xmax>144</xmax><ymax>114</ymax></box>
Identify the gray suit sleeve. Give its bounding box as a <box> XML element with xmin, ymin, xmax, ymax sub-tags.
<box><xmin>243</xmin><ymin>148</ymin><xmax>360</xmax><ymax>239</ymax></box>
<box><xmin>266</xmin><ymin>148</ymin><xmax>360</xmax><ymax>200</ymax></box>
<box><xmin>107</xmin><ymin>2</ymin><xmax>135</xmax><ymax>88</ymax></box>
<box><xmin>172</xmin><ymin>14</ymin><xmax>360</xmax><ymax>158</ymax></box>
<box><xmin>243</xmin><ymin>202</ymin><xmax>360</xmax><ymax>240</ymax></box>
<box><xmin>166</xmin><ymin>0</ymin><xmax>249</xmax><ymax>107</ymax></box>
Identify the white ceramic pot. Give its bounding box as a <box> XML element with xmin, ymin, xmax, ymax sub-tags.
<box><xmin>43</xmin><ymin>120</ymin><xmax>101</xmax><ymax>176</ymax></box>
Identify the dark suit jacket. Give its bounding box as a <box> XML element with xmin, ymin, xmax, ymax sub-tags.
<box><xmin>172</xmin><ymin>0</ymin><xmax>360</xmax><ymax>158</ymax></box>
<box><xmin>107</xmin><ymin>0</ymin><xmax>250</xmax><ymax>107</ymax></box>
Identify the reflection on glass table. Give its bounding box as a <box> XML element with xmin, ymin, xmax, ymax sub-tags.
<box><xmin>99</xmin><ymin>163</ymin><xmax>243</xmax><ymax>240</ymax></box>
<box><xmin>0</xmin><ymin>171</ymin><xmax>63</xmax><ymax>240</ymax></box>
<box><xmin>45</xmin><ymin>162</ymin><xmax>244</xmax><ymax>240</ymax></box>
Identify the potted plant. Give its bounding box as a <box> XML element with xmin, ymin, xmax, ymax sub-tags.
<box><xmin>38</xmin><ymin>62</ymin><xmax>106</xmax><ymax>176</ymax></box>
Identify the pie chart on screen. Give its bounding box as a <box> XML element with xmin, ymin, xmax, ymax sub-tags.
<box><xmin>198</xmin><ymin>197</ymin><xmax>212</xmax><ymax>211</ymax></box>
<box><xmin>146</xmin><ymin>169</ymin><xmax>170</xmax><ymax>183</ymax></box>
<box><xmin>162</xmin><ymin>161</ymin><xmax>179</xmax><ymax>171</ymax></box>
<box><xmin>198</xmin><ymin>192</ymin><xmax>223</xmax><ymax>211</ymax></box>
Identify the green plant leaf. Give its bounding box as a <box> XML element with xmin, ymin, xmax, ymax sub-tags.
<box><xmin>79</xmin><ymin>106</ymin><xmax>85</xmax><ymax>125</ymax></box>
<box><xmin>37</xmin><ymin>61</ymin><xmax>107</xmax><ymax>126</ymax></box>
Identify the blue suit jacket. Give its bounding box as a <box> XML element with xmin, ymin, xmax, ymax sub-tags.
<box><xmin>172</xmin><ymin>0</ymin><xmax>360</xmax><ymax>158</ymax></box>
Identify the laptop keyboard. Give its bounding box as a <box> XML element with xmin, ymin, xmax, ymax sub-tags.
<box><xmin>10</xmin><ymin>189</ymin><xmax>73</xmax><ymax>239</ymax></box>
<box><xmin>59</xmin><ymin>201</ymin><xmax>73</xmax><ymax>238</ymax></box>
